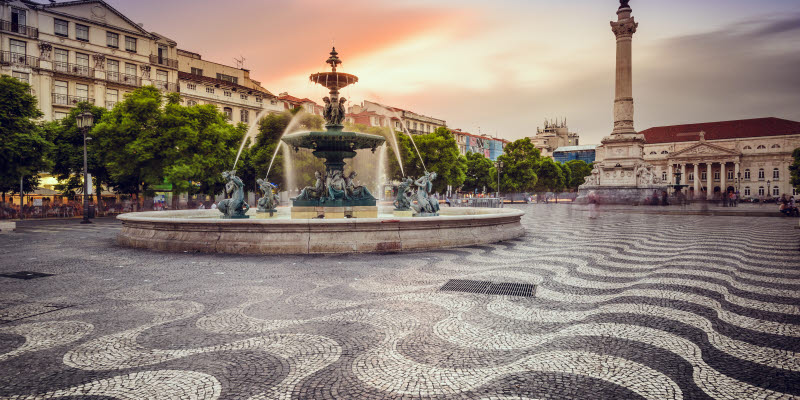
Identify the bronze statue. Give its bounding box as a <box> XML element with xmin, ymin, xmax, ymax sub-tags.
<box><xmin>217</xmin><ymin>170</ymin><xmax>250</xmax><ymax>219</ymax></box>
<box><xmin>256</xmin><ymin>178</ymin><xmax>279</xmax><ymax>213</ymax></box>
<box><xmin>325</xmin><ymin>169</ymin><xmax>348</xmax><ymax>201</ymax></box>
<box><xmin>297</xmin><ymin>171</ymin><xmax>325</xmax><ymax>200</ymax></box>
<box><xmin>322</xmin><ymin>97</ymin><xmax>332</xmax><ymax>122</ymax></box>
<box><xmin>345</xmin><ymin>171</ymin><xmax>373</xmax><ymax>199</ymax></box>
<box><xmin>411</xmin><ymin>172</ymin><xmax>440</xmax><ymax>216</ymax></box>
<box><xmin>619</xmin><ymin>0</ymin><xmax>630</xmax><ymax>9</ymax></box>
<box><xmin>394</xmin><ymin>178</ymin><xmax>414</xmax><ymax>211</ymax></box>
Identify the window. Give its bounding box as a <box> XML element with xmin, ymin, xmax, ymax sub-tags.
<box><xmin>12</xmin><ymin>71</ymin><xmax>29</xmax><ymax>83</ymax></box>
<box><xmin>758</xmin><ymin>187</ymin><xmax>765</xmax><ymax>196</ymax></box>
<box><xmin>206</xmin><ymin>87</ymin><xmax>215</xmax><ymax>94</ymax></box>
<box><xmin>107</xmin><ymin>32</ymin><xmax>119</xmax><ymax>48</ymax></box>
<box><xmin>187</xmin><ymin>83</ymin><xmax>196</xmax><ymax>90</ymax></box>
<box><xmin>773</xmin><ymin>168</ymin><xmax>780</xmax><ymax>179</ymax></box>
<box><xmin>240</xmin><ymin>94</ymin><xmax>248</xmax><ymax>100</ymax></box>
<box><xmin>11</xmin><ymin>7</ymin><xmax>27</xmax><ymax>29</ymax></box>
<box><xmin>727</xmin><ymin>171</ymin><xmax>734</xmax><ymax>180</ymax></box>
<box><xmin>125</xmin><ymin>63</ymin><xmax>136</xmax><ymax>77</ymax></box>
<box><xmin>758</xmin><ymin>168</ymin><xmax>765</xmax><ymax>180</ymax></box>
<box><xmin>744</xmin><ymin>187</ymin><xmax>751</xmax><ymax>196</ymax></box>
<box><xmin>771</xmin><ymin>144</ymin><xmax>781</xmax><ymax>149</ymax></box>
<box><xmin>773</xmin><ymin>186</ymin><xmax>780</xmax><ymax>196</ymax></box>
<box><xmin>649</xmin><ymin>151</ymin><xmax>657</xmax><ymax>155</ymax></box>
<box><xmin>662</xmin><ymin>172</ymin><xmax>667</xmax><ymax>181</ymax></box>
<box><xmin>224</xmin><ymin>90</ymin><xmax>231</xmax><ymax>97</ymax></box>
<box><xmin>54</xmin><ymin>111</ymin><xmax>68</xmax><ymax>120</ymax></box>
<box><xmin>190</xmin><ymin>67</ymin><xmax>203</xmax><ymax>76</ymax></box>
<box><xmin>107</xmin><ymin>59</ymin><xmax>119</xmax><ymax>74</ymax></box>
<box><xmin>713</xmin><ymin>171</ymin><xmax>720</xmax><ymax>181</ymax></box>
<box><xmin>744</xmin><ymin>169</ymin><xmax>751</xmax><ymax>180</ymax></box>
<box><xmin>757</xmin><ymin>145</ymin><xmax>766</xmax><ymax>150</ymax></box>
<box><xmin>76</xmin><ymin>24</ymin><xmax>89</xmax><ymax>41</ymax></box>
<box><xmin>76</xmin><ymin>53</ymin><xmax>89</xmax><ymax>67</ymax></box>
<box><xmin>794</xmin><ymin>188</ymin><xmax>798</xmax><ymax>196</ymax></box>
<box><xmin>223</xmin><ymin>107</ymin><xmax>233</xmax><ymax>120</ymax></box>
<box><xmin>701</xmin><ymin>171</ymin><xmax>707</xmax><ymax>180</ymax></box>
<box><xmin>743</xmin><ymin>146</ymin><xmax>752</xmax><ymax>150</ymax></box>
<box><xmin>187</xmin><ymin>100</ymin><xmax>197</xmax><ymax>106</ymax></box>
<box><xmin>256</xmin><ymin>97</ymin><xmax>262</xmax><ymax>103</ymax></box>
<box><xmin>240</xmin><ymin>109</ymin><xmax>249</xmax><ymax>123</ymax></box>
<box><xmin>9</xmin><ymin>39</ymin><xmax>26</xmax><ymax>56</ymax></box>
<box><xmin>54</xmin><ymin>80</ymin><xmax>67</xmax><ymax>100</ymax></box>
<box><xmin>216</xmin><ymin>73</ymin><xmax>238</xmax><ymax>84</ymax></box>
<box><xmin>75</xmin><ymin>84</ymin><xmax>88</xmax><ymax>102</ymax></box>
<box><xmin>156</xmin><ymin>69</ymin><xmax>168</xmax><ymax>82</ymax></box>
<box><xmin>125</xmin><ymin>36</ymin><xmax>137</xmax><ymax>52</ymax></box>
<box><xmin>54</xmin><ymin>19</ymin><xmax>69</xmax><ymax>37</ymax></box>
<box><xmin>688</xmin><ymin>172</ymin><xmax>694</xmax><ymax>182</ymax></box>
<box><xmin>661</xmin><ymin>150</ymin><xmax>669</xmax><ymax>154</ymax></box>
<box><xmin>106</xmin><ymin>88</ymin><xmax>118</xmax><ymax>108</ymax></box>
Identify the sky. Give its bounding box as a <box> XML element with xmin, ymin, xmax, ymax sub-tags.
<box><xmin>108</xmin><ymin>0</ymin><xmax>800</xmax><ymax>144</ymax></box>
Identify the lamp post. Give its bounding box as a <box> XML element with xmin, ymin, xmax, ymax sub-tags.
<box><xmin>76</xmin><ymin>110</ymin><xmax>94</xmax><ymax>224</ymax></box>
<box><xmin>767</xmin><ymin>180</ymin><xmax>771</xmax><ymax>201</ymax></box>
<box><xmin>495</xmin><ymin>160</ymin><xmax>503</xmax><ymax>199</ymax></box>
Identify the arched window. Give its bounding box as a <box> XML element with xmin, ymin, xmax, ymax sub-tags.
<box><xmin>744</xmin><ymin>169</ymin><xmax>751</xmax><ymax>180</ymax></box>
<box><xmin>758</xmin><ymin>186</ymin><xmax>765</xmax><ymax>196</ymax></box>
<box><xmin>649</xmin><ymin>151</ymin><xmax>657</xmax><ymax>155</ymax></box>
<box><xmin>773</xmin><ymin>186</ymin><xmax>780</xmax><ymax>196</ymax></box>
<box><xmin>223</xmin><ymin>107</ymin><xmax>233</xmax><ymax>120</ymax></box>
<box><xmin>773</xmin><ymin>168</ymin><xmax>779</xmax><ymax>179</ymax></box>
<box><xmin>771</xmin><ymin>144</ymin><xmax>780</xmax><ymax>148</ymax></box>
<box><xmin>661</xmin><ymin>150</ymin><xmax>669</xmax><ymax>154</ymax></box>
<box><xmin>758</xmin><ymin>168</ymin><xmax>765</xmax><ymax>180</ymax></box>
<box><xmin>743</xmin><ymin>146</ymin><xmax>752</xmax><ymax>150</ymax></box>
<box><xmin>744</xmin><ymin>187</ymin><xmax>751</xmax><ymax>196</ymax></box>
<box><xmin>757</xmin><ymin>145</ymin><xmax>766</xmax><ymax>149</ymax></box>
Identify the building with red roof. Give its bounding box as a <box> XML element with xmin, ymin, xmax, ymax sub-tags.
<box><xmin>595</xmin><ymin>117</ymin><xmax>800</xmax><ymax>199</ymax></box>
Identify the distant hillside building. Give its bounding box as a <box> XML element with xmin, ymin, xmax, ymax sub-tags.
<box><xmin>177</xmin><ymin>49</ymin><xmax>280</xmax><ymax>124</ymax></box>
<box><xmin>349</xmin><ymin>100</ymin><xmax>446</xmax><ymax>134</ymax></box>
<box><xmin>529</xmin><ymin>119</ymin><xmax>580</xmax><ymax>158</ymax></box>
<box><xmin>451</xmin><ymin>129</ymin><xmax>509</xmax><ymax>161</ymax></box>
<box><xmin>553</xmin><ymin>145</ymin><xmax>597</xmax><ymax>164</ymax></box>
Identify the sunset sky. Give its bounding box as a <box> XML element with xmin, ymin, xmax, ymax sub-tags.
<box><xmin>109</xmin><ymin>0</ymin><xmax>800</xmax><ymax>144</ymax></box>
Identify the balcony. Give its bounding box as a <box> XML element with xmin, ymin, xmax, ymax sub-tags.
<box><xmin>149</xmin><ymin>54</ymin><xmax>178</xmax><ymax>69</ymax></box>
<box><xmin>52</xmin><ymin>93</ymin><xmax>93</xmax><ymax>107</ymax></box>
<box><xmin>106</xmin><ymin>71</ymin><xmax>141</xmax><ymax>87</ymax></box>
<box><xmin>0</xmin><ymin>51</ymin><xmax>39</xmax><ymax>68</ymax></box>
<box><xmin>152</xmin><ymin>80</ymin><xmax>178</xmax><ymax>92</ymax></box>
<box><xmin>53</xmin><ymin>61</ymin><xmax>94</xmax><ymax>78</ymax></box>
<box><xmin>0</xmin><ymin>20</ymin><xmax>38</xmax><ymax>38</ymax></box>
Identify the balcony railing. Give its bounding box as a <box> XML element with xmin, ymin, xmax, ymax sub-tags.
<box><xmin>0</xmin><ymin>51</ymin><xmax>39</xmax><ymax>68</ymax></box>
<box><xmin>152</xmin><ymin>80</ymin><xmax>178</xmax><ymax>92</ymax></box>
<box><xmin>52</xmin><ymin>93</ymin><xmax>93</xmax><ymax>107</ymax></box>
<box><xmin>53</xmin><ymin>61</ymin><xmax>94</xmax><ymax>78</ymax></box>
<box><xmin>149</xmin><ymin>54</ymin><xmax>178</xmax><ymax>69</ymax></box>
<box><xmin>0</xmin><ymin>20</ymin><xmax>39</xmax><ymax>38</ymax></box>
<box><xmin>106</xmin><ymin>71</ymin><xmax>141</xmax><ymax>87</ymax></box>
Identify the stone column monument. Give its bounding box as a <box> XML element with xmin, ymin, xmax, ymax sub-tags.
<box><xmin>577</xmin><ymin>0</ymin><xmax>665</xmax><ymax>204</ymax></box>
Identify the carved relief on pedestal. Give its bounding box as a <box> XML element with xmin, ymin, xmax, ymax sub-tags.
<box><xmin>38</xmin><ymin>42</ymin><xmax>52</xmax><ymax>61</ymax></box>
<box><xmin>92</xmin><ymin>54</ymin><xmax>106</xmax><ymax>70</ymax></box>
<box><xmin>635</xmin><ymin>162</ymin><xmax>663</xmax><ymax>186</ymax></box>
<box><xmin>611</xmin><ymin>18</ymin><xmax>638</xmax><ymax>37</ymax></box>
<box><xmin>140</xmin><ymin>65</ymin><xmax>151</xmax><ymax>80</ymax></box>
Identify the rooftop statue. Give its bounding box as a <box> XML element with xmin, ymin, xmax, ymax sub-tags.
<box><xmin>217</xmin><ymin>170</ymin><xmax>250</xmax><ymax>219</ymax></box>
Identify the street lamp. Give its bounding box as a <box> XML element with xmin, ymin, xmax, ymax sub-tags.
<box><xmin>766</xmin><ymin>180</ymin><xmax>771</xmax><ymax>200</ymax></box>
<box><xmin>495</xmin><ymin>160</ymin><xmax>503</xmax><ymax>199</ymax></box>
<box><xmin>76</xmin><ymin>110</ymin><xmax>94</xmax><ymax>224</ymax></box>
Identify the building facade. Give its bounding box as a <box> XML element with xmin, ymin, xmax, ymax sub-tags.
<box><xmin>529</xmin><ymin>119</ymin><xmax>580</xmax><ymax>158</ymax></box>
<box><xmin>350</xmin><ymin>100</ymin><xmax>446</xmax><ymax>135</ymax></box>
<box><xmin>451</xmin><ymin>129</ymin><xmax>508</xmax><ymax>161</ymax></box>
<box><xmin>177</xmin><ymin>49</ymin><xmax>280</xmax><ymax>124</ymax></box>
<box><xmin>277</xmin><ymin>92</ymin><xmax>323</xmax><ymax>116</ymax></box>
<box><xmin>0</xmin><ymin>0</ymin><xmax>180</xmax><ymax>120</ymax></box>
<box><xmin>553</xmin><ymin>145</ymin><xmax>597</xmax><ymax>164</ymax></box>
<box><xmin>596</xmin><ymin>118</ymin><xmax>800</xmax><ymax>199</ymax></box>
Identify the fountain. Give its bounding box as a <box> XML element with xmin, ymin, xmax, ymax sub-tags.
<box><xmin>281</xmin><ymin>47</ymin><xmax>386</xmax><ymax>218</ymax></box>
<box><xmin>116</xmin><ymin>47</ymin><xmax>524</xmax><ymax>254</ymax></box>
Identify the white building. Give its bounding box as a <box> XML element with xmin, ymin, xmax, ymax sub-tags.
<box><xmin>349</xmin><ymin>100</ymin><xmax>446</xmax><ymax>134</ymax></box>
<box><xmin>0</xmin><ymin>0</ymin><xmax>179</xmax><ymax>120</ymax></box>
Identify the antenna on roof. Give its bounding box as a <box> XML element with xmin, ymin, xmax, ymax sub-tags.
<box><xmin>234</xmin><ymin>56</ymin><xmax>246</xmax><ymax>69</ymax></box>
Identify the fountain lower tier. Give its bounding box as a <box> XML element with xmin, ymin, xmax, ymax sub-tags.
<box><xmin>281</xmin><ymin>127</ymin><xmax>385</xmax><ymax>210</ymax></box>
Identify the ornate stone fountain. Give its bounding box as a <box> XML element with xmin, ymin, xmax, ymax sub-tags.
<box><xmin>281</xmin><ymin>48</ymin><xmax>385</xmax><ymax>218</ymax></box>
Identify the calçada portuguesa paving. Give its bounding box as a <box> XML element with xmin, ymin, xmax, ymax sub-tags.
<box><xmin>0</xmin><ymin>205</ymin><xmax>798</xmax><ymax>399</ymax></box>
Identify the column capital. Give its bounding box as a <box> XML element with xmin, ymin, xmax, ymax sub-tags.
<box><xmin>611</xmin><ymin>17</ymin><xmax>638</xmax><ymax>38</ymax></box>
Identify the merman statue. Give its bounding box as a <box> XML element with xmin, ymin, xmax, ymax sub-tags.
<box><xmin>217</xmin><ymin>170</ymin><xmax>250</xmax><ymax>219</ymax></box>
<box><xmin>411</xmin><ymin>171</ymin><xmax>440</xmax><ymax>216</ymax></box>
<box><xmin>394</xmin><ymin>177</ymin><xmax>414</xmax><ymax>211</ymax></box>
<box><xmin>256</xmin><ymin>178</ymin><xmax>279</xmax><ymax>214</ymax></box>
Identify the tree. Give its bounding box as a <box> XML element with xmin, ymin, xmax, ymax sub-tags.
<box><xmin>493</xmin><ymin>138</ymin><xmax>540</xmax><ymax>193</ymax></box>
<box><xmin>463</xmin><ymin>152</ymin><xmax>495</xmax><ymax>193</ymax></box>
<box><xmin>0</xmin><ymin>76</ymin><xmax>50</xmax><ymax>203</ymax></box>
<box><xmin>48</xmin><ymin>103</ymin><xmax>110</xmax><ymax>201</ymax></box>
<box><xmin>565</xmin><ymin>159</ymin><xmax>593</xmax><ymax>190</ymax></box>
<box><xmin>399</xmin><ymin>127</ymin><xmax>465</xmax><ymax>193</ymax></box>
<box><xmin>558</xmin><ymin>162</ymin><xmax>572</xmax><ymax>192</ymax></box>
<box><xmin>534</xmin><ymin>158</ymin><xmax>566</xmax><ymax>192</ymax></box>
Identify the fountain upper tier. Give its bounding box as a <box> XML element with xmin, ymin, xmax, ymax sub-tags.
<box><xmin>309</xmin><ymin>72</ymin><xmax>358</xmax><ymax>91</ymax></box>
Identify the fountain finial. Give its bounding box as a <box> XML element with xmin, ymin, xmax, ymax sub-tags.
<box><xmin>326</xmin><ymin>47</ymin><xmax>342</xmax><ymax>72</ymax></box>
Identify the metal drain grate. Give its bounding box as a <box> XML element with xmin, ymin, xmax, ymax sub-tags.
<box><xmin>0</xmin><ymin>271</ymin><xmax>54</xmax><ymax>280</ymax></box>
<box><xmin>440</xmin><ymin>279</ymin><xmax>535</xmax><ymax>298</ymax></box>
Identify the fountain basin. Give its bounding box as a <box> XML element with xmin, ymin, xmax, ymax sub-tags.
<box><xmin>116</xmin><ymin>207</ymin><xmax>524</xmax><ymax>254</ymax></box>
<box><xmin>281</xmin><ymin>130</ymin><xmax>385</xmax><ymax>153</ymax></box>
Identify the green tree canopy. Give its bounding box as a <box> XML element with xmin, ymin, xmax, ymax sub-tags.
<box><xmin>494</xmin><ymin>138</ymin><xmax>540</xmax><ymax>193</ymax></box>
<box><xmin>534</xmin><ymin>158</ymin><xmax>566</xmax><ymax>192</ymax></box>
<box><xmin>558</xmin><ymin>162</ymin><xmax>572</xmax><ymax>192</ymax></box>
<box><xmin>399</xmin><ymin>127</ymin><xmax>466</xmax><ymax>193</ymax></box>
<box><xmin>565</xmin><ymin>159</ymin><xmax>593</xmax><ymax>189</ymax></box>
<box><xmin>463</xmin><ymin>152</ymin><xmax>495</xmax><ymax>193</ymax></box>
<box><xmin>0</xmin><ymin>76</ymin><xmax>50</xmax><ymax>201</ymax></box>
<box><xmin>790</xmin><ymin>147</ymin><xmax>800</xmax><ymax>192</ymax></box>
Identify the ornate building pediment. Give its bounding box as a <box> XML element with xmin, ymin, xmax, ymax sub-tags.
<box><xmin>669</xmin><ymin>143</ymin><xmax>739</xmax><ymax>159</ymax></box>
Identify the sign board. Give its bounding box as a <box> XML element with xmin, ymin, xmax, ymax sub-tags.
<box><xmin>33</xmin><ymin>199</ymin><xmax>42</xmax><ymax>207</ymax></box>
<box><xmin>86</xmin><ymin>173</ymin><xmax>93</xmax><ymax>195</ymax></box>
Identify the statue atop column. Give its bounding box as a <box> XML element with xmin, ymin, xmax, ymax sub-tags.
<box><xmin>619</xmin><ymin>0</ymin><xmax>630</xmax><ymax>9</ymax></box>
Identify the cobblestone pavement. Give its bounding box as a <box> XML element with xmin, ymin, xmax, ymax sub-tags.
<box><xmin>0</xmin><ymin>206</ymin><xmax>798</xmax><ymax>399</ymax></box>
